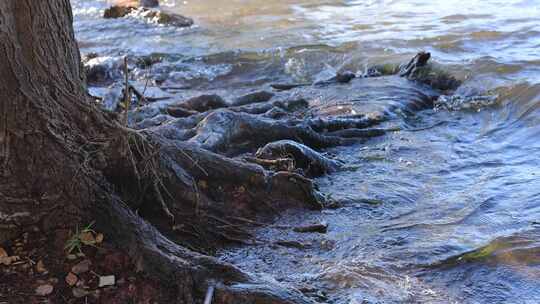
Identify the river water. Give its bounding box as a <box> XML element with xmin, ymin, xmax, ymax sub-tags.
<box><xmin>72</xmin><ymin>1</ymin><xmax>540</xmax><ymax>303</ymax></box>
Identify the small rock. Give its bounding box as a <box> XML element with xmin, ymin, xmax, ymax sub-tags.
<box><xmin>35</xmin><ymin>284</ymin><xmax>54</xmax><ymax>296</ymax></box>
<box><xmin>102</xmin><ymin>83</ymin><xmax>124</xmax><ymax>112</ymax></box>
<box><xmin>104</xmin><ymin>5</ymin><xmax>193</xmax><ymax>28</ymax></box>
<box><xmin>104</xmin><ymin>5</ymin><xmax>136</xmax><ymax>19</ymax></box>
<box><xmin>335</xmin><ymin>71</ymin><xmax>356</xmax><ymax>84</ymax></box>
<box><xmin>84</xmin><ymin>56</ymin><xmax>124</xmax><ymax>85</ymax></box>
<box><xmin>293</xmin><ymin>222</ymin><xmax>328</xmax><ymax>234</ymax></box>
<box><xmin>99</xmin><ymin>275</ymin><xmax>116</xmax><ymax>288</ymax></box>
<box><xmin>36</xmin><ymin>260</ymin><xmax>47</xmax><ymax>273</ymax></box>
<box><xmin>320</xmin><ymin>239</ymin><xmax>336</xmax><ymax>251</ymax></box>
<box><xmin>71</xmin><ymin>259</ymin><xmax>91</xmax><ymax>274</ymax></box>
<box><xmin>72</xmin><ymin>287</ymin><xmax>89</xmax><ymax>298</ymax></box>
<box><xmin>145</xmin><ymin>10</ymin><xmax>194</xmax><ymax>27</ymax></box>
<box><xmin>65</xmin><ymin>272</ymin><xmax>78</xmax><ymax>286</ymax></box>
<box><xmin>66</xmin><ymin>254</ymin><xmax>78</xmax><ymax>260</ymax></box>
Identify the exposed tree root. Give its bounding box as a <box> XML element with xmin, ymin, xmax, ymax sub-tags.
<box><xmin>96</xmin><ymin>194</ymin><xmax>314</xmax><ymax>303</ymax></box>
<box><xmin>256</xmin><ymin>140</ymin><xmax>341</xmax><ymax>177</ymax></box>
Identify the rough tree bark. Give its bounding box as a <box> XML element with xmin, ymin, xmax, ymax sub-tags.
<box><xmin>0</xmin><ymin>1</ymin><xmax>320</xmax><ymax>303</ymax></box>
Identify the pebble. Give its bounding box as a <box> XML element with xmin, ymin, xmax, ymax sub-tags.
<box><xmin>293</xmin><ymin>222</ymin><xmax>328</xmax><ymax>233</ymax></box>
<box><xmin>72</xmin><ymin>287</ymin><xmax>89</xmax><ymax>298</ymax></box>
<box><xmin>95</xmin><ymin>233</ymin><xmax>104</xmax><ymax>244</ymax></box>
<box><xmin>66</xmin><ymin>254</ymin><xmax>78</xmax><ymax>260</ymax></box>
<box><xmin>72</xmin><ymin>259</ymin><xmax>91</xmax><ymax>274</ymax></box>
<box><xmin>35</xmin><ymin>284</ymin><xmax>54</xmax><ymax>296</ymax></box>
<box><xmin>99</xmin><ymin>275</ymin><xmax>116</xmax><ymax>287</ymax></box>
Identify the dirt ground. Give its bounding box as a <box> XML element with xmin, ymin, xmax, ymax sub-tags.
<box><xmin>0</xmin><ymin>227</ymin><xmax>168</xmax><ymax>304</ymax></box>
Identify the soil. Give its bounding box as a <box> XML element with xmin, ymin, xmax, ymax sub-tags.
<box><xmin>0</xmin><ymin>228</ymin><xmax>166</xmax><ymax>304</ymax></box>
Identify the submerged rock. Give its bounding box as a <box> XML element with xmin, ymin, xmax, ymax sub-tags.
<box><xmin>101</xmin><ymin>83</ymin><xmax>125</xmax><ymax>112</ymax></box>
<box><xmin>103</xmin><ymin>5</ymin><xmax>136</xmax><ymax>19</ymax></box>
<box><xmin>144</xmin><ymin>10</ymin><xmax>194</xmax><ymax>27</ymax></box>
<box><xmin>84</xmin><ymin>56</ymin><xmax>124</xmax><ymax>85</ymax></box>
<box><xmin>399</xmin><ymin>51</ymin><xmax>461</xmax><ymax>91</ymax></box>
<box><xmin>103</xmin><ymin>5</ymin><xmax>194</xmax><ymax>28</ymax></box>
<box><xmin>293</xmin><ymin>222</ymin><xmax>328</xmax><ymax>233</ymax></box>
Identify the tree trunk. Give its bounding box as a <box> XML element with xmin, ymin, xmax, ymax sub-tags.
<box><xmin>0</xmin><ymin>0</ymin><xmax>107</xmax><ymax>243</ymax></box>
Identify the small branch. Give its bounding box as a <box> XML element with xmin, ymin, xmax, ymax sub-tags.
<box><xmin>204</xmin><ymin>284</ymin><xmax>215</xmax><ymax>304</ymax></box>
<box><xmin>123</xmin><ymin>56</ymin><xmax>131</xmax><ymax>127</ymax></box>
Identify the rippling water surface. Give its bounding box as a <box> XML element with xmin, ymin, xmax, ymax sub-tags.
<box><xmin>72</xmin><ymin>1</ymin><xmax>540</xmax><ymax>303</ymax></box>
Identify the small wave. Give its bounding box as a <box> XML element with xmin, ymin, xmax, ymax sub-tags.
<box><xmin>435</xmin><ymin>94</ymin><xmax>499</xmax><ymax>112</ymax></box>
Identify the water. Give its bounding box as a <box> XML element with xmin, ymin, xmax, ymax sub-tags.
<box><xmin>72</xmin><ymin>1</ymin><xmax>540</xmax><ymax>303</ymax></box>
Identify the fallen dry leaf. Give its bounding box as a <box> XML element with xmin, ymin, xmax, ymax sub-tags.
<box><xmin>0</xmin><ymin>255</ymin><xmax>20</xmax><ymax>266</ymax></box>
<box><xmin>0</xmin><ymin>247</ymin><xmax>7</xmax><ymax>258</ymax></box>
<box><xmin>95</xmin><ymin>233</ymin><xmax>104</xmax><ymax>244</ymax></box>
<box><xmin>80</xmin><ymin>231</ymin><xmax>95</xmax><ymax>245</ymax></box>
<box><xmin>35</xmin><ymin>284</ymin><xmax>54</xmax><ymax>296</ymax></box>
<box><xmin>36</xmin><ymin>260</ymin><xmax>47</xmax><ymax>273</ymax></box>
<box><xmin>71</xmin><ymin>259</ymin><xmax>91</xmax><ymax>274</ymax></box>
<box><xmin>65</xmin><ymin>272</ymin><xmax>78</xmax><ymax>286</ymax></box>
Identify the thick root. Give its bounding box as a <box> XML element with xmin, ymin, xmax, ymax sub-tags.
<box><xmin>102</xmin><ymin>130</ymin><xmax>323</xmax><ymax>250</ymax></box>
<box><xmin>96</xmin><ymin>195</ymin><xmax>313</xmax><ymax>304</ymax></box>
<box><xmin>256</xmin><ymin>140</ymin><xmax>341</xmax><ymax>177</ymax></box>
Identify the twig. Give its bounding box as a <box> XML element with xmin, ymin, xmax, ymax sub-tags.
<box><xmin>204</xmin><ymin>284</ymin><xmax>215</xmax><ymax>304</ymax></box>
<box><xmin>226</xmin><ymin>216</ymin><xmax>290</xmax><ymax>229</ymax></box>
<box><xmin>140</xmin><ymin>61</ymin><xmax>153</xmax><ymax>103</ymax></box>
<box><xmin>123</xmin><ymin>56</ymin><xmax>131</xmax><ymax>127</ymax></box>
